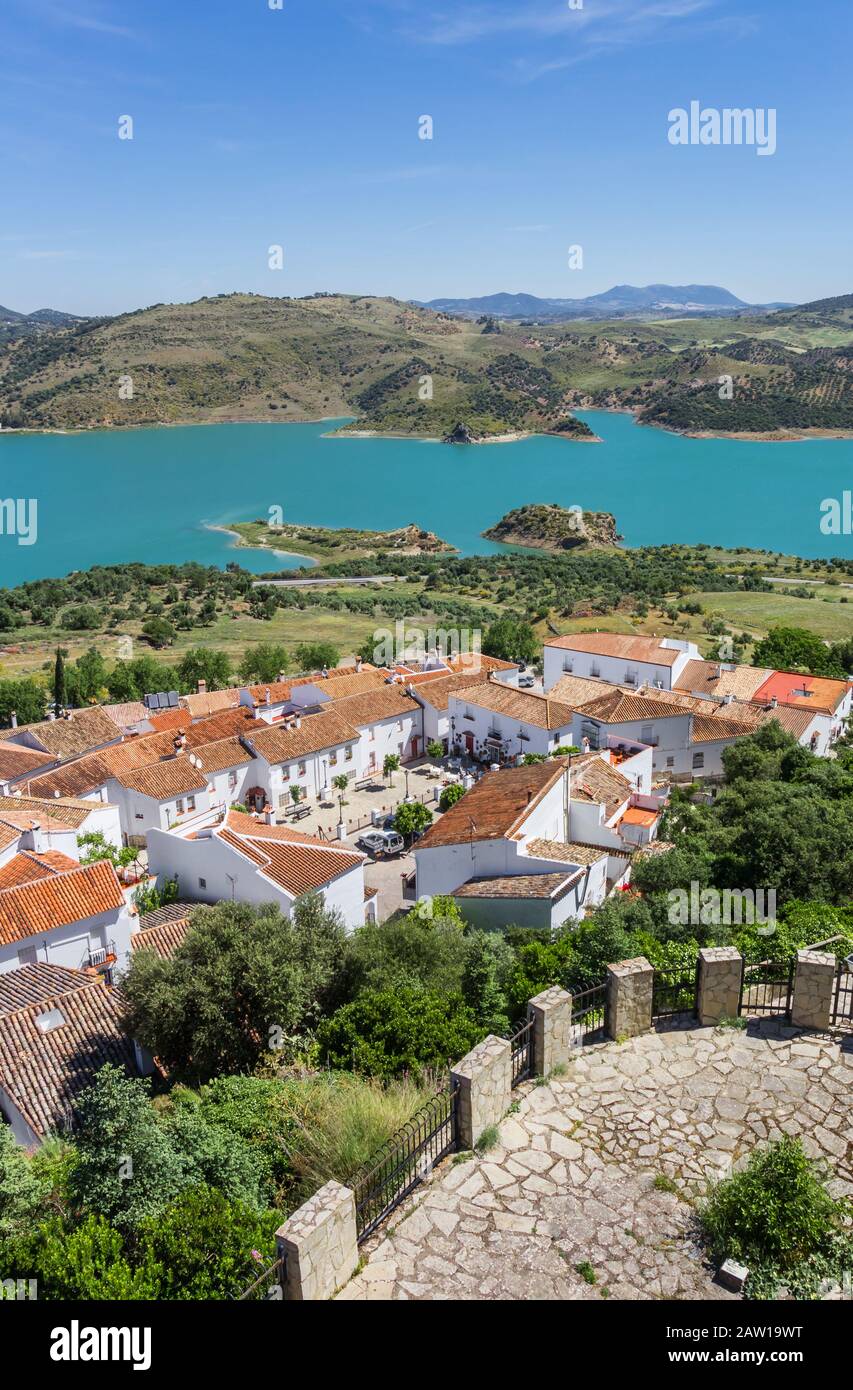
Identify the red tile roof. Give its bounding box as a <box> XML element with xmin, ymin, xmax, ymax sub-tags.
<box><xmin>0</xmin><ymin>850</ymin><xmax>81</xmax><ymax>889</ymax></box>
<box><xmin>0</xmin><ymin>859</ymin><xmax>125</xmax><ymax>947</ymax></box>
<box><xmin>416</xmin><ymin>760</ymin><xmax>569</xmax><ymax>849</ymax></box>
<box><xmin>546</xmin><ymin>634</ymin><xmax>684</xmax><ymax>665</ymax></box>
<box><xmin>215</xmin><ymin>809</ymin><xmax>363</xmax><ymax>896</ymax></box>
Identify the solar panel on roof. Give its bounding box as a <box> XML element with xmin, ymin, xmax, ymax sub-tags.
<box><xmin>167</xmin><ymin>692</ymin><xmax>179</xmax><ymax>708</ymax></box>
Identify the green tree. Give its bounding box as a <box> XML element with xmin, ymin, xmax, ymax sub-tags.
<box><xmin>121</xmin><ymin>898</ymin><xmax>346</xmax><ymax>1085</ymax></box>
<box><xmin>439</xmin><ymin>782</ymin><xmax>465</xmax><ymax>812</ymax></box>
<box><xmin>0</xmin><ymin>1125</ymin><xmax>47</xmax><ymax>1241</ymax></box>
<box><xmin>74</xmin><ymin>646</ymin><xmax>109</xmax><ymax>704</ymax></box>
<box><xmin>60</xmin><ymin>604</ymin><xmax>101</xmax><ymax>631</ymax></box>
<box><xmin>176</xmin><ymin>647</ymin><xmax>232</xmax><ymax>692</ymax></box>
<box><xmin>135</xmin><ymin>1186</ymin><xmax>279</xmax><ymax>1301</ymax></box>
<box><xmin>393</xmin><ymin>800</ymin><xmax>432</xmax><ymax>841</ymax></box>
<box><xmin>751</xmin><ymin>627</ymin><xmax>844</xmax><ymax>678</ymax></box>
<box><xmin>294</xmin><ymin>642</ymin><xmax>339</xmax><ymax>672</ymax></box>
<box><xmin>427</xmin><ymin>740</ymin><xmax>444</xmax><ymax>760</ymax></box>
<box><xmin>317</xmin><ymin>985</ymin><xmax>481</xmax><ymax>1080</ymax></box>
<box><xmin>482</xmin><ymin>616</ymin><xmax>538</xmax><ymax>664</ymax></box>
<box><xmin>0</xmin><ymin>677</ymin><xmax>46</xmax><ymax>727</ymax></box>
<box><xmin>383</xmin><ymin>752</ymin><xmax>400</xmax><ymax>787</ymax></box>
<box><xmin>238</xmin><ymin>643</ymin><xmax>290</xmax><ymax>684</ymax></box>
<box><xmin>52</xmin><ymin>647</ymin><xmax>67</xmax><ymax>716</ymax></box>
<box><xmin>141</xmin><ymin>617</ymin><xmax>177</xmax><ymax>649</ymax></box>
<box><xmin>68</xmin><ymin>1065</ymin><xmax>188</xmax><ymax>1231</ymax></box>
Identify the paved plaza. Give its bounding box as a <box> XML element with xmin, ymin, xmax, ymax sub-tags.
<box><xmin>339</xmin><ymin>1020</ymin><xmax>852</xmax><ymax>1301</ymax></box>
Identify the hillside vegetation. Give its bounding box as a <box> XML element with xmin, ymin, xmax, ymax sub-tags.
<box><xmin>1</xmin><ymin>291</ymin><xmax>852</xmax><ymax>439</ymax></box>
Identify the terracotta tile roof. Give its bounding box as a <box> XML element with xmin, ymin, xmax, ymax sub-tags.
<box><xmin>181</xmin><ymin>688</ymin><xmax>239</xmax><ymax>719</ymax></box>
<box><xmin>525</xmin><ymin>838</ymin><xmax>608</xmax><ymax>866</ymax></box>
<box><xmin>453</xmin><ymin>872</ymin><xmax>578</xmax><ymax>900</ymax></box>
<box><xmin>450</xmin><ymin>682</ymin><xmax>574</xmax><ymax>731</ymax></box>
<box><xmin>184</xmin><ymin>709</ymin><xmax>265</xmax><ymax>743</ymax></box>
<box><xmin>194</xmin><ymin>736</ymin><xmax>254</xmax><ymax>773</ymax></box>
<box><xmin>546</xmin><ymin>633</ymin><xmax>684</xmax><ymax>665</ymax></box>
<box><xmin>690</xmin><ymin>710</ymin><xmax>766</xmax><ymax>744</ymax></box>
<box><xmin>752</xmin><ymin>671</ymin><xmax>853</xmax><ymax>715</ymax></box>
<box><xmin>117</xmin><ymin>758</ymin><xmax>208</xmax><ymax>801</ymax></box>
<box><xmin>0</xmin><ymin>976</ymin><xmax>135</xmax><ymax>1138</ymax></box>
<box><xmin>0</xmin><ymin>794</ymin><xmax>107</xmax><ymax>830</ymax></box>
<box><xmin>674</xmin><ymin>661</ymin><xmax>773</xmax><ymax>701</ymax></box>
<box><xmin>574</xmin><ymin>690</ymin><xmax>690</xmax><ymax>724</ymax></box>
<box><xmin>759</xmin><ymin>706</ymin><xmax>816</xmax><ymax>738</ymax></box>
<box><xmin>619</xmin><ymin>806</ymin><xmax>658</xmax><ymax>828</ymax></box>
<box><xmin>0</xmin><ymin>850</ymin><xmax>81</xmax><ymax>889</ymax></box>
<box><xmin>568</xmin><ymin>757</ymin><xmax>633</xmax><ymax>819</ymax></box>
<box><xmin>0</xmin><ymin>963</ymin><xmax>92</xmax><ymax>1016</ymax></box>
<box><xmin>144</xmin><ymin>707</ymin><xmax>190</xmax><ymax>732</ymax></box>
<box><xmin>130</xmin><ymin>916</ymin><xmax>190</xmax><ymax>961</ymax></box>
<box><xmin>215</xmin><ymin>812</ymin><xmax>363</xmax><ymax>896</ymax></box>
<box><xmin>247</xmin><ymin>709</ymin><xmax>360</xmax><ymax>764</ymax></box>
<box><xmin>0</xmin><ymin>741</ymin><xmax>55</xmax><ymax>781</ymax></box>
<box><xmin>138</xmin><ymin>901</ymin><xmax>197</xmax><ymax>932</ymax></box>
<box><xmin>416</xmin><ymin>760</ymin><xmax>568</xmax><ymax>849</ymax></box>
<box><xmin>547</xmin><ymin>674</ymin><xmax>620</xmax><ymax>708</ymax></box>
<box><xmin>0</xmin><ymin>859</ymin><xmax>125</xmax><ymax>947</ymax></box>
<box><xmin>411</xmin><ymin>671</ymin><xmax>495</xmax><ymax>712</ymax></box>
<box><xmin>102</xmin><ymin>701</ymin><xmax>148</xmax><ymax>730</ymax></box>
<box><xmin>330</xmin><ymin>686</ymin><xmax>422</xmax><ymax>726</ymax></box>
<box><xmin>16</xmin><ymin>706</ymin><xmax>120</xmax><ymax>758</ymax></box>
<box><xmin>0</xmin><ymin>822</ymin><xmax>21</xmax><ymax>851</ymax></box>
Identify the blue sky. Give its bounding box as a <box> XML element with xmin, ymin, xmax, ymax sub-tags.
<box><xmin>2</xmin><ymin>0</ymin><xmax>851</xmax><ymax>315</ymax></box>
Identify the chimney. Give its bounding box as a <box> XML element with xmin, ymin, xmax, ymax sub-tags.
<box><xmin>277</xmin><ymin>671</ymin><xmax>287</xmax><ymax>683</ymax></box>
<box><xmin>295</xmin><ymin>715</ymin><xmax>302</xmax><ymax>730</ymax></box>
<box><xmin>197</xmin><ymin>678</ymin><xmax>207</xmax><ymax>695</ymax></box>
<box><xmin>173</xmin><ymin>734</ymin><xmax>187</xmax><ymax>756</ymax></box>
<box><xmin>321</xmin><ymin>667</ymin><xmax>329</xmax><ymax>679</ymax></box>
<box><xmin>723</xmin><ymin>693</ymin><xmax>734</xmax><ymax>705</ymax></box>
<box><xmin>9</xmin><ymin>710</ymin><xmax>16</xmax><ymax>728</ymax></box>
<box><xmin>769</xmin><ymin>696</ymin><xmax>777</xmax><ymax>710</ymax></box>
<box><xmin>265</xmin><ymin>687</ymin><xmax>271</xmax><ymax>707</ymax></box>
<box><xmin>356</xmin><ymin>658</ymin><xmax>363</xmax><ymax>673</ymax></box>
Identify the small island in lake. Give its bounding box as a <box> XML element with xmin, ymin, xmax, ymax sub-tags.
<box><xmin>483</xmin><ymin>503</ymin><xmax>622</xmax><ymax>551</ymax></box>
<box><xmin>223</xmin><ymin>518</ymin><xmax>456</xmax><ymax>564</ymax></box>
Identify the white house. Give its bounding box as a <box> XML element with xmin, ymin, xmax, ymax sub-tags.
<box><xmin>446</xmin><ymin>680</ymin><xmax>576</xmax><ymax>762</ymax></box>
<box><xmin>332</xmin><ymin>686</ymin><xmax>425</xmax><ymax>774</ymax></box>
<box><xmin>543</xmin><ymin>634</ymin><xmax>701</xmax><ymax>694</ymax></box>
<box><xmin>242</xmin><ymin>709</ymin><xmax>361</xmax><ymax>814</ymax></box>
<box><xmin>146</xmin><ymin>808</ymin><xmax>368</xmax><ymax>932</ymax></box>
<box><xmin>0</xmin><ymin>793</ymin><xmax>123</xmax><ymax>851</ymax></box>
<box><xmin>0</xmin><ymin>855</ymin><xmax>136</xmax><ymax>978</ymax></box>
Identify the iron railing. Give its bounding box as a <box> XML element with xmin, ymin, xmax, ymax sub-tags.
<box><xmin>506</xmin><ymin>1015</ymin><xmax>535</xmax><ymax>1087</ymax></box>
<box><xmin>569</xmin><ymin>981</ymin><xmax>607</xmax><ymax>1046</ymax></box>
<box><xmin>353</xmin><ymin>1084</ymin><xmax>458</xmax><ymax>1244</ymax></box>
<box><xmin>236</xmin><ymin>1255</ymin><xmax>286</xmax><ymax>1301</ymax></box>
<box><xmin>831</xmin><ymin>960</ymin><xmax>853</xmax><ymax>1029</ymax></box>
<box><xmin>652</xmin><ymin>965</ymin><xmax>699</xmax><ymax>1020</ymax></box>
<box><xmin>739</xmin><ymin>958</ymin><xmax>794</xmax><ymax>1018</ymax></box>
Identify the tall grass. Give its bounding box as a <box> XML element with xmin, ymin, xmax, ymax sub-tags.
<box><xmin>288</xmin><ymin>1072</ymin><xmax>435</xmax><ymax>1200</ymax></box>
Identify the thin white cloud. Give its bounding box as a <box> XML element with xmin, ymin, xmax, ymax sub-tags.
<box><xmin>27</xmin><ymin>2</ymin><xmax>139</xmax><ymax>40</ymax></box>
<box><xmin>18</xmin><ymin>249</ymin><xmax>76</xmax><ymax>261</ymax></box>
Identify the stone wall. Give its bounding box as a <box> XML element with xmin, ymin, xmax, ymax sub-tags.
<box><xmin>530</xmin><ymin>986</ymin><xmax>573</xmax><ymax>1074</ymax></box>
<box><xmin>790</xmin><ymin>949</ymin><xmax>836</xmax><ymax>1031</ymax></box>
<box><xmin>606</xmin><ymin>957</ymin><xmax>653</xmax><ymax>1040</ymax></box>
<box><xmin>276</xmin><ymin>1180</ymin><xmax>359</xmax><ymax>1301</ymax></box>
<box><xmin>451</xmin><ymin>1034</ymin><xmax>511</xmax><ymax>1149</ymax></box>
<box><xmin>697</xmin><ymin>946</ymin><xmax>742</xmax><ymax>1025</ymax></box>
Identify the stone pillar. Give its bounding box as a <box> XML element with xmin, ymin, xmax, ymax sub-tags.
<box><xmin>529</xmin><ymin>986</ymin><xmax>573</xmax><ymax>1075</ymax></box>
<box><xmin>790</xmin><ymin>950</ymin><xmax>836</xmax><ymax>1031</ymax></box>
<box><xmin>276</xmin><ymin>1180</ymin><xmax>358</xmax><ymax>1301</ymax></box>
<box><xmin>606</xmin><ymin>956</ymin><xmax>653</xmax><ymax>1040</ymax></box>
<box><xmin>697</xmin><ymin>946</ymin><xmax>743</xmax><ymax>1025</ymax></box>
<box><xmin>451</xmin><ymin>1034</ymin><xmax>511</xmax><ymax>1149</ymax></box>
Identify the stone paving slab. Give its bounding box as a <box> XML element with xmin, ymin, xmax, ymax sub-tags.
<box><xmin>339</xmin><ymin>1021</ymin><xmax>852</xmax><ymax>1301</ymax></box>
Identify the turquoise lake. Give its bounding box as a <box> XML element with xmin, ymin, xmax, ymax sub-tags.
<box><xmin>0</xmin><ymin>410</ymin><xmax>850</xmax><ymax>585</ymax></box>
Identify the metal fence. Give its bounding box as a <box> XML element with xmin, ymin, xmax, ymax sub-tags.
<box><xmin>739</xmin><ymin>959</ymin><xmax>794</xmax><ymax>1018</ymax></box>
<box><xmin>569</xmin><ymin>981</ymin><xmax>607</xmax><ymax>1046</ymax></box>
<box><xmin>506</xmin><ymin>1015</ymin><xmax>535</xmax><ymax>1087</ymax></box>
<box><xmin>352</xmin><ymin>1083</ymin><xmax>458</xmax><ymax>1244</ymax></box>
<box><xmin>236</xmin><ymin>1256</ymin><xmax>286</xmax><ymax>1301</ymax></box>
<box><xmin>652</xmin><ymin>965</ymin><xmax>698</xmax><ymax>1021</ymax></box>
<box><xmin>831</xmin><ymin>961</ymin><xmax>853</xmax><ymax>1029</ymax></box>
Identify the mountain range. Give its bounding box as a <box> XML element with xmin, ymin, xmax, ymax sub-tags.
<box><xmin>420</xmin><ymin>285</ymin><xmax>795</xmax><ymax>322</ymax></box>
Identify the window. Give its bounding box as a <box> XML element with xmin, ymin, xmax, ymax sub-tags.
<box><xmin>625</xmin><ymin>668</ymin><xmax>638</xmax><ymax>685</ymax></box>
<box><xmin>298</xmin><ymin>761</ymin><xmax>307</xmax><ymax>776</ymax></box>
<box><xmin>278</xmin><ymin>792</ymin><xmax>288</xmax><ymax>807</ymax></box>
<box><xmin>135</xmin><ymin>813</ymin><xmax>144</xmax><ymax>821</ymax></box>
<box><xmin>187</xmin><ymin>796</ymin><xmax>196</xmax><ymax>812</ymax></box>
<box><xmin>692</xmin><ymin>752</ymin><xmax>705</xmax><ymax>770</ymax></box>
<box><xmin>17</xmin><ymin>945</ymin><xmax>37</xmax><ymax>967</ymax></box>
<box><xmin>345</xmin><ymin>745</ymin><xmax>353</xmax><ymax>761</ymax></box>
<box><xmin>666</xmin><ymin>756</ymin><xmax>675</xmax><ymax>769</ymax></box>
<box><xmin>640</xmin><ymin>724</ymin><xmax>655</xmax><ymax>745</ymax></box>
<box><xmin>368</xmin><ymin>727</ymin><xmax>375</xmax><ymax>741</ymax></box>
<box><xmin>175</xmin><ymin>799</ymin><xmax>184</xmax><ymax>815</ymax></box>
<box><xmin>590</xmin><ymin>665</ymin><xmax>601</xmax><ymax>678</ymax></box>
<box><xmin>329</xmin><ymin>749</ymin><xmax>338</xmax><ymax>767</ymax></box>
<box><xmin>396</xmin><ymin>720</ymin><xmax>403</xmax><ymax>732</ymax></box>
<box><xmin>228</xmin><ymin>770</ymin><xmax>237</xmax><ymax>791</ymax></box>
<box><xmin>199</xmin><ymin>877</ymin><xmax>207</xmax><ymax>890</ymax></box>
<box><xmin>282</xmin><ymin>764</ymin><xmax>291</xmax><ymax>781</ymax></box>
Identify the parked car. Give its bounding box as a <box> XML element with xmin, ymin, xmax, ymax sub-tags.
<box><xmin>356</xmin><ymin>829</ymin><xmax>405</xmax><ymax>857</ymax></box>
<box><xmin>518</xmin><ymin>675</ymin><xmax>536</xmax><ymax>689</ymax></box>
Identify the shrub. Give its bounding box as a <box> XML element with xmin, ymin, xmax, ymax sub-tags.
<box><xmin>701</xmin><ymin>1138</ymin><xmax>848</xmax><ymax>1272</ymax></box>
<box><xmin>439</xmin><ymin>783</ymin><xmax>465</xmax><ymax>812</ymax></box>
<box><xmin>317</xmin><ymin>985</ymin><xmax>481</xmax><ymax>1080</ymax></box>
